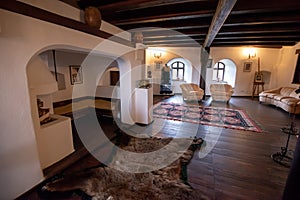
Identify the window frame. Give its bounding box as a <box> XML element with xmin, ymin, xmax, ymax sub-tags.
<box><xmin>213</xmin><ymin>62</ymin><xmax>225</xmax><ymax>81</ymax></box>
<box><xmin>171</xmin><ymin>61</ymin><xmax>185</xmax><ymax>80</ymax></box>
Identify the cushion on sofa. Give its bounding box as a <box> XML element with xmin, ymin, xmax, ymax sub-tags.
<box><xmin>280</xmin><ymin>97</ymin><xmax>300</xmax><ymax>106</ymax></box>
<box><xmin>274</xmin><ymin>95</ymin><xmax>292</xmax><ymax>101</ymax></box>
<box><xmin>279</xmin><ymin>87</ymin><xmax>295</xmax><ymax>96</ymax></box>
<box><xmin>289</xmin><ymin>89</ymin><xmax>300</xmax><ymax>99</ymax></box>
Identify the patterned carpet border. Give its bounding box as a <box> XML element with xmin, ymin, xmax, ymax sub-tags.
<box><xmin>153</xmin><ymin>102</ymin><xmax>262</xmax><ymax>133</ymax></box>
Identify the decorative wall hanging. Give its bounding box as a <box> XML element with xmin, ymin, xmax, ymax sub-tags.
<box><xmin>243</xmin><ymin>62</ymin><xmax>252</xmax><ymax>72</ymax></box>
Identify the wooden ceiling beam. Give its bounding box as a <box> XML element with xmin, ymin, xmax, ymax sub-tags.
<box><xmin>143</xmin><ymin>34</ymin><xmax>203</xmax><ymax>40</ymax></box>
<box><xmin>117</xmin><ymin>16</ymin><xmax>212</xmax><ymax>28</ymax></box>
<box><xmin>232</xmin><ymin>0</ymin><xmax>300</xmax><ymax>14</ymax></box>
<box><xmin>59</xmin><ymin>0</ymin><xmax>300</xmax><ymax>47</ymax></box>
<box><xmin>144</xmin><ymin>39</ymin><xmax>202</xmax><ymax>45</ymax></box>
<box><xmin>216</xmin><ymin>32</ymin><xmax>300</xmax><ymax>38</ymax></box>
<box><xmin>101</xmin><ymin>1</ymin><xmax>217</xmax><ymax>22</ymax></box>
<box><xmin>139</xmin><ymin>28</ymin><xmax>209</xmax><ymax>38</ymax></box>
<box><xmin>213</xmin><ymin>37</ymin><xmax>300</xmax><ymax>42</ymax></box>
<box><xmin>85</xmin><ymin>0</ymin><xmax>213</xmax><ymax>12</ymax></box>
<box><xmin>61</xmin><ymin>0</ymin><xmax>216</xmax><ymax>11</ymax></box>
<box><xmin>203</xmin><ymin>0</ymin><xmax>237</xmax><ymax>48</ymax></box>
<box><xmin>113</xmin><ymin>12</ymin><xmax>213</xmax><ymax>25</ymax></box>
<box><xmin>99</xmin><ymin>0</ymin><xmax>218</xmax><ymax>12</ymax></box>
<box><xmin>219</xmin><ymin>23</ymin><xmax>300</xmax><ymax>34</ymax></box>
<box><xmin>210</xmin><ymin>44</ymin><xmax>285</xmax><ymax>48</ymax></box>
<box><xmin>145</xmin><ymin>40</ymin><xmax>202</xmax><ymax>46</ymax></box>
<box><xmin>146</xmin><ymin>43</ymin><xmax>201</xmax><ymax>47</ymax></box>
<box><xmin>212</xmin><ymin>40</ymin><xmax>296</xmax><ymax>45</ymax></box>
<box><xmin>142</xmin><ymin>36</ymin><xmax>300</xmax><ymax>47</ymax></box>
<box><xmin>225</xmin><ymin>11</ymin><xmax>300</xmax><ymax>25</ymax></box>
<box><xmin>144</xmin><ymin>36</ymin><xmax>204</xmax><ymax>42</ymax></box>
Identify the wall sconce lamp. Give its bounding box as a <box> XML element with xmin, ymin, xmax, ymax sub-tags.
<box><xmin>244</xmin><ymin>48</ymin><xmax>256</xmax><ymax>59</ymax></box>
<box><xmin>248</xmin><ymin>52</ymin><xmax>256</xmax><ymax>59</ymax></box>
<box><xmin>153</xmin><ymin>52</ymin><xmax>162</xmax><ymax>59</ymax></box>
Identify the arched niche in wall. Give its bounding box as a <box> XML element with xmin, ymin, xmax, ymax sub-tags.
<box><xmin>97</xmin><ymin>61</ymin><xmax>120</xmax><ymax>86</ymax></box>
<box><xmin>26</xmin><ymin>43</ymin><xmax>133</xmax><ymax>158</ymax></box>
<box><xmin>166</xmin><ymin>57</ymin><xmax>193</xmax><ymax>83</ymax></box>
<box><xmin>260</xmin><ymin>70</ymin><xmax>271</xmax><ymax>84</ymax></box>
<box><xmin>165</xmin><ymin>57</ymin><xmax>193</xmax><ymax>94</ymax></box>
<box><xmin>96</xmin><ymin>60</ymin><xmax>121</xmax><ymax>99</ymax></box>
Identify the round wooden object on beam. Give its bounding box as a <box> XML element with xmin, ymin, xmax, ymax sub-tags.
<box><xmin>84</xmin><ymin>6</ymin><xmax>101</xmax><ymax>29</ymax></box>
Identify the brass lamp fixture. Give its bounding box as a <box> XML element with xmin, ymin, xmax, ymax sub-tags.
<box><xmin>244</xmin><ymin>48</ymin><xmax>256</xmax><ymax>59</ymax></box>
<box><xmin>153</xmin><ymin>52</ymin><xmax>162</xmax><ymax>59</ymax></box>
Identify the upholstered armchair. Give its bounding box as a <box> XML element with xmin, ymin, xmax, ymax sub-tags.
<box><xmin>210</xmin><ymin>83</ymin><xmax>234</xmax><ymax>102</ymax></box>
<box><xmin>180</xmin><ymin>83</ymin><xmax>204</xmax><ymax>101</ymax></box>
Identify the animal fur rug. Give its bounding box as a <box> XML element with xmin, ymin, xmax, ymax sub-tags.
<box><xmin>44</xmin><ymin>137</ymin><xmax>207</xmax><ymax>200</ymax></box>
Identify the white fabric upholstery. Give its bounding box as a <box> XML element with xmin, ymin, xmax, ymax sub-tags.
<box><xmin>259</xmin><ymin>87</ymin><xmax>300</xmax><ymax>114</ymax></box>
<box><xmin>210</xmin><ymin>84</ymin><xmax>234</xmax><ymax>102</ymax></box>
<box><xmin>180</xmin><ymin>83</ymin><xmax>204</xmax><ymax>101</ymax></box>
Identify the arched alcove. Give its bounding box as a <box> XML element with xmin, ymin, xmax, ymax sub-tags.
<box><xmin>212</xmin><ymin>59</ymin><xmax>237</xmax><ymax>87</ymax></box>
<box><xmin>25</xmin><ymin>43</ymin><xmax>136</xmax><ymax>173</ymax></box>
<box><xmin>166</xmin><ymin>57</ymin><xmax>193</xmax><ymax>93</ymax></box>
<box><xmin>167</xmin><ymin>57</ymin><xmax>193</xmax><ymax>82</ymax></box>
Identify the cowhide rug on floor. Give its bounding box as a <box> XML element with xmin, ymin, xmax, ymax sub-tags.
<box><xmin>43</xmin><ymin>137</ymin><xmax>208</xmax><ymax>200</ymax></box>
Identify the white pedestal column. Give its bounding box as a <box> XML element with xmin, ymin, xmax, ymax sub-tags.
<box><xmin>134</xmin><ymin>87</ymin><xmax>153</xmax><ymax>124</ymax></box>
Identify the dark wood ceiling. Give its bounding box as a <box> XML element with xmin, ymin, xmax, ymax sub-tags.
<box><xmin>60</xmin><ymin>0</ymin><xmax>300</xmax><ymax>48</ymax></box>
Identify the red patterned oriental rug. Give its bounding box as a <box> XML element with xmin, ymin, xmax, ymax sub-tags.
<box><xmin>153</xmin><ymin>102</ymin><xmax>262</xmax><ymax>133</ymax></box>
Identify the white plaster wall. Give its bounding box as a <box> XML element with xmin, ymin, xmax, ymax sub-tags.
<box><xmin>276</xmin><ymin>43</ymin><xmax>300</xmax><ymax>88</ymax></box>
<box><xmin>161</xmin><ymin>47</ymin><xmax>202</xmax><ymax>84</ymax></box>
<box><xmin>145</xmin><ymin>47</ymin><xmax>201</xmax><ymax>94</ymax></box>
<box><xmin>98</xmin><ymin>66</ymin><xmax>119</xmax><ymax>86</ymax></box>
<box><xmin>0</xmin><ymin>9</ymin><xmax>135</xmax><ymax>199</ymax></box>
<box><xmin>210</xmin><ymin>47</ymin><xmax>281</xmax><ymax>96</ymax></box>
<box><xmin>44</xmin><ymin>50</ymin><xmax>118</xmax><ymax>102</ymax></box>
<box><xmin>45</xmin><ymin>50</ymin><xmax>86</xmax><ymax>102</ymax></box>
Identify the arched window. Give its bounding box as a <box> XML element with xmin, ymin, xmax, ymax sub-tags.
<box><xmin>213</xmin><ymin>62</ymin><xmax>225</xmax><ymax>82</ymax></box>
<box><xmin>171</xmin><ymin>61</ymin><xmax>185</xmax><ymax>80</ymax></box>
<box><xmin>211</xmin><ymin>59</ymin><xmax>237</xmax><ymax>87</ymax></box>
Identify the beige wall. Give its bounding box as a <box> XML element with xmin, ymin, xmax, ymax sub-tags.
<box><xmin>145</xmin><ymin>47</ymin><xmax>201</xmax><ymax>94</ymax></box>
<box><xmin>209</xmin><ymin>46</ymin><xmax>299</xmax><ymax>96</ymax></box>
<box><xmin>146</xmin><ymin>45</ymin><xmax>300</xmax><ymax>96</ymax></box>
<box><xmin>276</xmin><ymin>43</ymin><xmax>300</xmax><ymax>87</ymax></box>
<box><xmin>43</xmin><ymin>50</ymin><xmax>119</xmax><ymax>102</ymax></box>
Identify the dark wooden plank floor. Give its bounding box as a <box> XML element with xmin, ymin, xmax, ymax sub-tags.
<box><xmin>20</xmin><ymin>96</ymin><xmax>299</xmax><ymax>200</ymax></box>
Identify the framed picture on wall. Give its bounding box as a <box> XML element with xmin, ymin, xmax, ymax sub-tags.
<box><xmin>69</xmin><ymin>65</ymin><xmax>83</xmax><ymax>85</ymax></box>
<box><xmin>243</xmin><ymin>62</ymin><xmax>252</xmax><ymax>72</ymax></box>
<box><xmin>206</xmin><ymin>59</ymin><xmax>213</xmax><ymax>68</ymax></box>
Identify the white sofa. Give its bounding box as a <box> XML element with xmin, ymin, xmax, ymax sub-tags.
<box><xmin>259</xmin><ymin>87</ymin><xmax>300</xmax><ymax>114</ymax></box>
